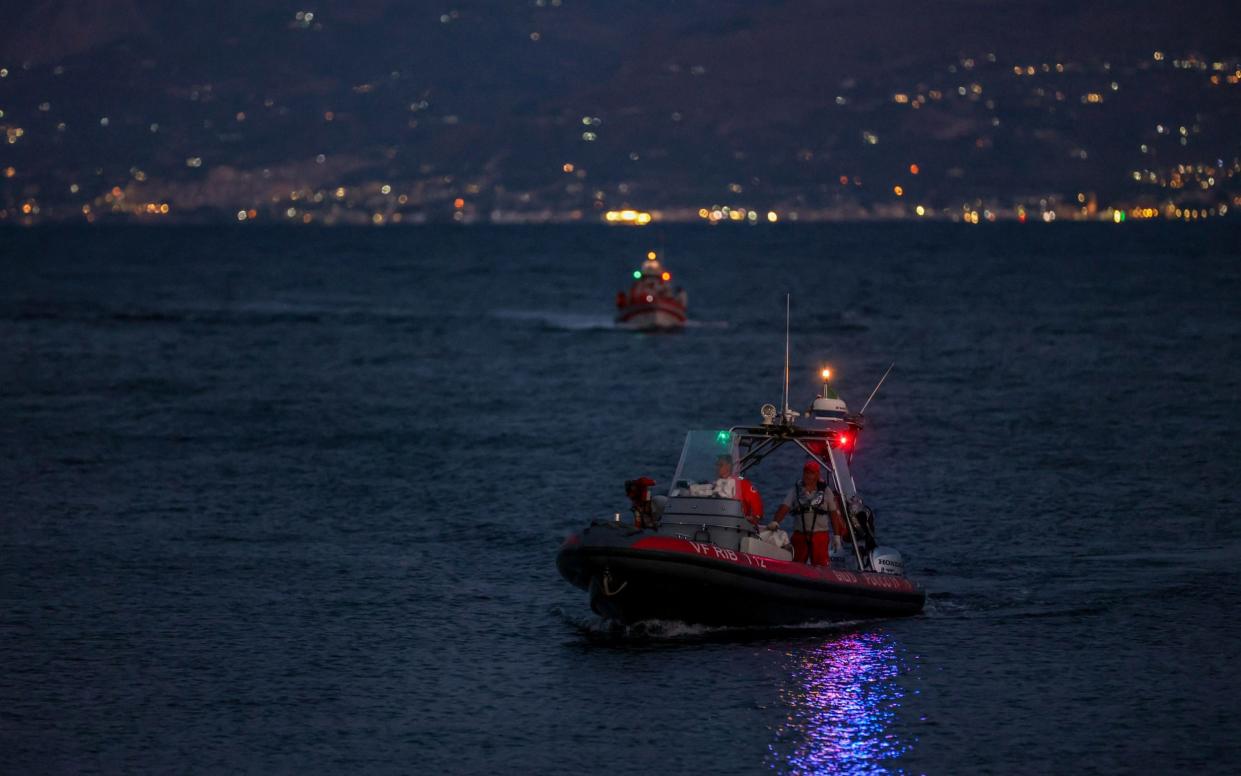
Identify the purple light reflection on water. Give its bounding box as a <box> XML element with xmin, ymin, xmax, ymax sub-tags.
<box><xmin>766</xmin><ymin>630</ymin><xmax>912</xmax><ymax>774</ymax></box>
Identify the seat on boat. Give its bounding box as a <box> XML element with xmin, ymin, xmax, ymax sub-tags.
<box><xmin>741</xmin><ymin>534</ymin><xmax>793</xmax><ymax>561</ymax></box>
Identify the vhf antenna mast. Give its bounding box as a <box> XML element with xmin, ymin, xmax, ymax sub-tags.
<box><xmin>859</xmin><ymin>362</ymin><xmax>895</xmax><ymax>416</ymax></box>
<box><xmin>782</xmin><ymin>294</ymin><xmax>791</xmax><ymax>419</ymax></box>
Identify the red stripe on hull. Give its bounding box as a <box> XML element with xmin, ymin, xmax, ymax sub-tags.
<box><xmin>629</xmin><ymin>535</ymin><xmax>918</xmax><ymax>594</ymax></box>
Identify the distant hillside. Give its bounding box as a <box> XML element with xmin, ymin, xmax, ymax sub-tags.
<box><xmin>1</xmin><ymin>0</ymin><xmax>1238</xmax><ymax>222</ymax></box>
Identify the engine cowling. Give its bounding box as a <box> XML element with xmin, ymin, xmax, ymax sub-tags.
<box><xmin>870</xmin><ymin>546</ymin><xmax>905</xmax><ymax>575</ymax></box>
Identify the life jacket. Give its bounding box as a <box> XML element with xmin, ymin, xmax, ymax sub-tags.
<box><xmin>791</xmin><ymin>481</ymin><xmax>833</xmax><ymax>534</ymax></box>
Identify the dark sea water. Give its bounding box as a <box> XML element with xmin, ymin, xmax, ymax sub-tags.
<box><xmin>2</xmin><ymin>223</ymin><xmax>1239</xmax><ymax>774</ymax></box>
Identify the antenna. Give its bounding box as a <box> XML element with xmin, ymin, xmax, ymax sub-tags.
<box><xmin>859</xmin><ymin>362</ymin><xmax>895</xmax><ymax>416</ymax></box>
<box><xmin>782</xmin><ymin>294</ymin><xmax>791</xmax><ymax>417</ymax></box>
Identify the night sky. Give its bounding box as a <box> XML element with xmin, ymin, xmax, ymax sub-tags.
<box><xmin>2</xmin><ymin>0</ymin><xmax>1239</xmax><ymax>223</ymax></box>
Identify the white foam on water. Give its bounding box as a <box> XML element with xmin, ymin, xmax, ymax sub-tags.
<box><xmin>494</xmin><ymin>308</ymin><xmax>729</xmax><ymax>332</ymax></box>
<box><xmin>492</xmin><ymin>309</ymin><xmax>620</xmax><ymax>331</ymax></box>
<box><xmin>563</xmin><ymin>612</ymin><xmax>870</xmax><ymax>643</ymax></box>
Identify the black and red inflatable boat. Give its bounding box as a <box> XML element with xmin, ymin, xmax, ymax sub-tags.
<box><xmin>558</xmin><ymin>527</ymin><xmax>924</xmax><ymax>626</ymax></box>
<box><xmin>557</xmin><ymin>374</ymin><xmax>926</xmax><ymax>626</ymax></box>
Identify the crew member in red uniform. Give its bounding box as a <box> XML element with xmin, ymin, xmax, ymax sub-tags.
<box><xmin>713</xmin><ymin>455</ymin><xmax>763</xmax><ymax>524</ymax></box>
<box><xmin>770</xmin><ymin>460</ymin><xmax>840</xmax><ymax>566</ymax></box>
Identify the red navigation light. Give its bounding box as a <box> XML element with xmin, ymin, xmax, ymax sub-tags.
<box><xmin>834</xmin><ymin>432</ymin><xmax>852</xmax><ymax>451</ymax></box>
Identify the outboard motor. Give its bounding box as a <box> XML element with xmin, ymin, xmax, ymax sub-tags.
<box><xmin>870</xmin><ymin>547</ymin><xmax>905</xmax><ymax>576</ymax></box>
<box><xmin>625</xmin><ymin>477</ymin><xmax>659</xmax><ymax>529</ymax></box>
<box><xmin>846</xmin><ymin>496</ymin><xmax>878</xmax><ymax>553</ymax></box>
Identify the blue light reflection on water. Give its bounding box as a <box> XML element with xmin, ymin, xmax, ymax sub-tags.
<box><xmin>767</xmin><ymin>630</ymin><xmax>913</xmax><ymax>775</ymax></box>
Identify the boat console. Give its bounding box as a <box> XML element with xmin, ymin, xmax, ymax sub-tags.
<box><xmin>657</xmin><ymin>496</ymin><xmax>750</xmax><ymax>551</ymax></box>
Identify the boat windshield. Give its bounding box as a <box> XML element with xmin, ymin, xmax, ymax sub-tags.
<box><xmin>669</xmin><ymin>430</ymin><xmax>737</xmax><ymax>497</ymax></box>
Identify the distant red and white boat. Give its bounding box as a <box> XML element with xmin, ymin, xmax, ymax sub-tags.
<box><xmin>615</xmin><ymin>251</ymin><xmax>688</xmax><ymax>331</ymax></box>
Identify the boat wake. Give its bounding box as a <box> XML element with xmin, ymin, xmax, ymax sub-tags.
<box><xmin>493</xmin><ymin>309</ymin><xmax>729</xmax><ymax>332</ymax></box>
<box><xmin>492</xmin><ymin>309</ymin><xmax>620</xmax><ymax>332</ymax></box>
<box><xmin>683</xmin><ymin>318</ymin><xmax>730</xmax><ymax>330</ymax></box>
<box><xmin>558</xmin><ymin>610</ymin><xmax>870</xmax><ymax>644</ymax></box>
